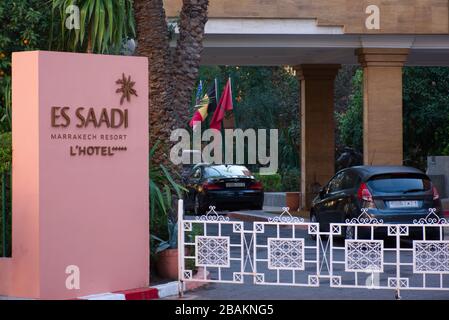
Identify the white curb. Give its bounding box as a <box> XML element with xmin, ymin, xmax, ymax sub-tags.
<box><xmin>152</xmin><ymin>281</ymin><xmax>183</xmax><ymax>298</ymax></box>
<box><xmin>80</xmin><ymin>293</ymin><xmax>126</xmax><ymax>300</ymax></box>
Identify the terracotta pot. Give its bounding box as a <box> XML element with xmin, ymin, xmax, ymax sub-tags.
<box><xmin>156</xmin><ymin>248</ymin><xmax>179</xmax><ymax>280</ymax></box>
<box><xmin>285</xmin><ymin>192</ymin><xmax>301</xmax><ymax>211</ymax></box>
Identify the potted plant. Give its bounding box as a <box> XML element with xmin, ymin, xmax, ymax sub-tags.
<box><xmin>149</xmin><ymin>142</ymin><xmax>186</xmax><ymax>280</ymax></box>
<box><xmin>285</xmin><ymin>192</ymin><xmax>301</xmax><ymax>211</ymax></box>
<box><xmin>152</xmin><ymin>211</ymin><xmax>179</xmax><ymax>280</ymax></box>
<box><xmin>151</xmin><ymin>198</ymin><xmax>205</xmax><ymax>281</ymax></box>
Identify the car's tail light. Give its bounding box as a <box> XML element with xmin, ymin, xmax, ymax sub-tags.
<box><xmin>357</xmin><ymin>183</ymin><xmax>376</xmax><ymax>208</ymax></box>
<box><xmin>250</xmin><ymin>181</ymin><xmax>263</xmax><ymax>190</ymax></box>
<box><xmin>202</xmin><ymin>182</ymin><xmax>222</xmax><ymax>191</ymax></box>
<box><xmin>432</xmin><ymin>185</ymin><xmax>440</xmax><ymax>200</ymax></box>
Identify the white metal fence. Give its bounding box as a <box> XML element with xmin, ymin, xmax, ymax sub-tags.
<box><xmin>178</xmin><ymin>200</ymin><xmax>449</xmax><ymax>299</ymax></box>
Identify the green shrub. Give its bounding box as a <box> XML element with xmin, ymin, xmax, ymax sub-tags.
<box><xmin>280</xmin><ymin>168</ymin><xmax>300</xmax><ymax>192</ymax></box>
<box><xmin>0</xmin><ymin>132</ymin><xmax>11</xmax><ymax>172</ymax></box>
<box><xmin>336</xmin><ymin>69</ymin><xmax>363</xmax><ymax>152</ymax></box>
<box><xmin>0</xmin><ymin>132</ymin><xmax>11</xmax><ymax>256</ymax></box>
<box><xmin>0</xmin><ymin>169</ymin><xmax>11</xmax><ymax>257</ymax></box>
<box><xmin>254</xmin><ymin>173</ymin><xmax>282</xmax><ymax>192</ymax></box>
<box><xmin>149</xmin><ymin>141</ymin><xmax>187</xmax><ymax>272</ymax></box>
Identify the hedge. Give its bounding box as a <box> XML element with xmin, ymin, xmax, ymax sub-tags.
<box><xmin>254</xmin><ymin>173</ymin><xmax>282</xmax><ymax>192</ymax></box>
<box><xmin>0</xmin><ymin>132</ymin><xmax>11</xmax><ymax>172</ymax></box>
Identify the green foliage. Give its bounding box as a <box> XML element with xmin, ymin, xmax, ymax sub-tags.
<box><xmin>0</xmin><ymin>0</ymin><xmax>49</xmax><ymax>257</ymax></box>
<box><xmin>197</xmin><ymin>66</ymin><xmax>300</xmax><ymax>171</ymax></box>
<box><xmin>279</xmin><ymin>167</ymin><xmax>300</xmax><ymax>192</ymax></box>
<box><xmin>184</xmin><ymin>224</ymin><xmax>203</xmax><ymax>272</ymax></box>
<box><xmin>0</xmin><ymin>132</ymin><xmax>12</xmax><ymax>257</ymax></box>
<box><xmin>0</xmin><ymin>0</ymin><xmax>52</xmax><ymax>134</ymax></box>
<box><xmin>0</xmin><ymin>132</ymin><xmax>12</xmax><ymax>172</ymax></box>
<box><xmin>0</xmin><ymin>169</ymin><xmax>12</xmax><ymax>257</ymax></box>
<box><xmin>151</xmin><ymin>219</ymin><xmax>177</xmax><ymax>254</ymax></box>
<box><xmin>254</xmin><ymin>169</ymin><xmax>300</xmax><ymax>192</ymax></box>
<box><xmin>51</xmin><ymin>0</ymin><xmax>135</xmax><ymax>54</ymax></box>
<box><xmin>403</xmin><ymin>67</ymin><xmax>449</xmax><ymax>169</ymax></box>
<box><xmin>335</xmin><ymin>66</ymin><xmax>359</xmax><ymax>113</ymax></box>
<box><xmin>0</xmin><ymin>132</ymin><xmax>11</xmax><ymax>257</ymax></box>
<box><xmin>337</xmin><ymin>67</ymin><xmax>449</xmax><ymax>170</ymax></box>
<box><xmin>150</xmin><ymin>142</ymin><xmax>185</xmax><ymax>221</ymax></box>
<box><xmin>254</xmin><ymin>173</ymin><xmax>282</xmax><ymax>192</ymax></box>
<box><xmin>0</xmin><ymin>77</ymin><xmax>11</xmax><ymax>133</ymax></box>
<box><xmin>0</xmin><ymin>0</ymin><xmax>52</xmax><ymax>67</ymax></box>
<box><xmin>150</xmin><ymin>142</ymin><xmax>187</xmax><ymax>257</ymax></box>
<box><xmin>336</xmin><ymin>69</ymin><xmax>363</xmax><ymax>152</ymax></box>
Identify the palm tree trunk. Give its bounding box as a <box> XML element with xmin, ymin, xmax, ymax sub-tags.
<box><xmin>134</xmin><ymin>0</ymin><xmax>174</xmax><ymax>165</ymax></box>
<box><xmin>172</xmin><ymin>0</ymin><xmax>209</xmax><ymax>127</ymax></box>
<box><xmin>134</xmin><ymin>0</ymin><xmax>209</xmax><ymax>167</ymax></box>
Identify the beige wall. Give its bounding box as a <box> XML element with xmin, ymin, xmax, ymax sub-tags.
<box><xmin>164</xmin><ymin>0</ymin><xmax>449</xmax><ymax>34</ymax></box>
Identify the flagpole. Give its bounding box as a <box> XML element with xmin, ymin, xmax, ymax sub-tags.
<box><xmin>196</xmin><ymin>80</ymin><xmax>203</xmax><ymax>105</ymax></box>
<box><xmin>214</xmin><ymin>78</ymin><xmax>219</xmax><ymax>106</ymax></box>
<box><xmin>228</xmin><ymin>76</ymin><xmax>232</xmax><ymax>99</ymax></box>
<box><xmin>220</xmin><ymin>78</ymin><xmax>230</xmax><ymax>164</ymax></box>
<box><xmin>215</xmin><ymin>77</ymin><xmax>225</xmax><ymax>164</ymax></box>
<box><xmin>228</xmin><ymin>76</ymin><xmax>234</xmax><ymax>129</ymax></box>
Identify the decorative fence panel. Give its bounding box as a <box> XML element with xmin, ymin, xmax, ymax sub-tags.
<box><xmin>328</xmin><ymin>208</ymin><xmax>449</xmax><ymax>294</ymax></box>
<box><xmin>178</xmin><ymin>200</ymin><xmax>449</xmax><ymax>299</ymax></box>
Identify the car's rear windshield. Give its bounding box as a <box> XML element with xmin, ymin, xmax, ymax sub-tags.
<box><xmin>367</xmin><ymin>173</ymin><xmax>431</xmax><ymax>193</ymax></box>
<box><xmin>204</xmin><ymin>165</ymin><xmax>252</xmax><ymax>178</ymax></box>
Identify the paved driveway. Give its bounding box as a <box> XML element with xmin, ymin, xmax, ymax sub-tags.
<box><xmin>176</xmin><ymin>282</ymin><xmax>449</xmax><ymax>300</ymax></box>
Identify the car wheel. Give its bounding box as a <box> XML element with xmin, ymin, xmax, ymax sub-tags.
<box><xmin>194</xmin><ymin>194</ymin><xmax>206</xmax><ymax>215</ymax></box>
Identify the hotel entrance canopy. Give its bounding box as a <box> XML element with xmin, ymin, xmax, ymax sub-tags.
<box><xmin>164</xmin><ymin>0</ymin><xmax>449</xmax><ymax>209</ymax></box>
<box><xmin>165</xmin><ymin>0</ymin><xmax>449</xmax><ymax>66</ymax></box>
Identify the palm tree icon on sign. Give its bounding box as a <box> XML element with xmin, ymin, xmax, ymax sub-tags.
<box><xmin>116</xmin><ymin>73</ymin><xmax>138</xmax><ymax>105</ymax></box>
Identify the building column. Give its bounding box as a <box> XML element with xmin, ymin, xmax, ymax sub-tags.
<box><xmin>295</xmin><ymin>65</ymin><xmax>341</xmax><ymax>210</ymax></box>
<box><xmin>356</xmin><ymin>48</ymin><xmax>409</xmax><ymax>165</ymax></box>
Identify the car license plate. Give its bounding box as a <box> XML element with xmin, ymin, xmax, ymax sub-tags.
<box><xmin>226</xmin><ymin>182</ymin><xmax>245</xmax><ymax>188</ymax></box>
<box><xmin>389</xmin><ymin>200</ymin><xmax>419</xmax><ymax>208</ymax></box>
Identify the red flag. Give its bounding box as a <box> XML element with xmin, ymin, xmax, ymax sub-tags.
<box><xmin>210</xmin><ymin>78</ymin><xmax>234</xmax><ymax>130</ymax></box>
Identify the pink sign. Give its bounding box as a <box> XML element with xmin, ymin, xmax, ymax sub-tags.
<box><xmin>0</xmin><ymin>51</ymin><xmax>149</xmax><ymax>299</ymax></box>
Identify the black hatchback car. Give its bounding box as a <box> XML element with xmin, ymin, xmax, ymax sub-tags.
<box><xmin>183</xmin><ymin>164</ymin><xmax>264</xmax><ymax>215</ymax></box>
<box><xmin>310</xmin><ymin>166</ymin><xmax>443</xmax><ymax>239</ymax></box>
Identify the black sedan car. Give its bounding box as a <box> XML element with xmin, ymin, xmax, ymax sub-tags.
<box><xmin>310</xmin><ymin>166</ymin><xmax>443</xmax><ymax>239</ymax></box>
<box><xmin>183</xmin><ymin>164</ymin><xmax>264</xmax><ymax>214</ymax></box>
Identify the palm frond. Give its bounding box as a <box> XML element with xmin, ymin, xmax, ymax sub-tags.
<box><xmin>51</xmin><ymin>0</ymin><xmax>135</xmax><ymax>53</ymax></box>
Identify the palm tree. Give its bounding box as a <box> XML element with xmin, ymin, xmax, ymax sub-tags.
<box><xmin>133</xmin><ymin>0</ymin><xmax>209</xmax><ymax>165</ymax></box>
<box><xmin>51</xmin><ymin>0</ymin><xmax>135</xmax><ymax>54</ymax></box>
<box><xmin>51</xmin><ymin>0</ymin><xmax>209</xmax><ymax>168</ymax></box>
